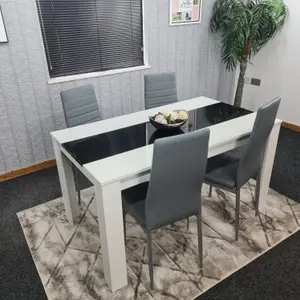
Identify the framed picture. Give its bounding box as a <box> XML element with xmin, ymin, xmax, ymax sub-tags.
<box><xmin>170</xmin><ymin>0</ymin><xmax>202</xmax><ymax>26</ymax></box>
<box><xmin>0</xmin><ymin>6</ymin><xmax>8</xmax><ymax>43</ymax></box>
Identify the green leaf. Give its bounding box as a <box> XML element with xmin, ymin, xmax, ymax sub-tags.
<box><xmin>210</xmin><ymin>0</ymin><xmax>288</xmax><ymax>71</ymax></box>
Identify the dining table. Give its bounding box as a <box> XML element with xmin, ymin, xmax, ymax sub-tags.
<box><xmin>51</xmin><ymin>96</ymin><xmax>281</xmax><ymax>292</ymax></box>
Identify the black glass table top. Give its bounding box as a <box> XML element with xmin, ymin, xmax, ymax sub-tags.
<box><xmin>63</xmin><ymin>102</ymin><xmax>252</xmax><ymax>165</ymax></box>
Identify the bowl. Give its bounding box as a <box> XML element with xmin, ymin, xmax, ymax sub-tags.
<box><xmin>148</xmin><ymin>128</ymin><xmax>184</xmax><ymax>144</ymax></box>
<box><xmin>149</xmin><ymin>110</ymin><xmax>188</xmax><ymax>131</ymax></box>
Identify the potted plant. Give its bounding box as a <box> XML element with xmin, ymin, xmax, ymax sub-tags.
<box><xmin>210</xmin><ymin>0</ymin><xmax>288</xmax><ymax>107</ymax></box>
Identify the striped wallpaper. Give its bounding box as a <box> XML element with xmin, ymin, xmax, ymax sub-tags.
<box><xmin>0</xmin><ymin>0</ymin><xmax>234</xmax><ymax>173</ymax></box>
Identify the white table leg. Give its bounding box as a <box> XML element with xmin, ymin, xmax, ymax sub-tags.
<box><xmin>53</xmin><ymin>138</ymin><xmax>79</xmax><ymax>225</ymax></box>
<box><xmin>95</xmin><ymin>181</ymin><xmax>128</xmax><ymax>292</ymax></box>
<box><xmin>258</xmin><ymin>122</ymin><xmax>281</xmax><ymax>213</ymax></box>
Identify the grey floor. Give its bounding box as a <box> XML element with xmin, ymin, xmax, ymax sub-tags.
<box><xmin>0</xmin><ymin>126</ymin><xmax>300</xmax><ymax>300</ymax></box>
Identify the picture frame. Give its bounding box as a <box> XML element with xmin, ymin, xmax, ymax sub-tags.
<box><xmin>0</xmin><ymin>5</ymin><xmax>8</xmax><ymax>43</ymax></box>
<box><xmin>170</xmin><ymin>0</ymin><xmax>202</xmax><ymax>26</ymax></box>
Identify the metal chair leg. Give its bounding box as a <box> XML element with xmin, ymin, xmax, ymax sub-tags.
<box><xmin>186</xmin><ymin>217</ymin><xmax>190</xmax><ymax>231</ymax></box>
<box><xmin>255</xmin><ymin>171</ymin><xmax>261</xmax><ymax>216</ymax></box>
<box><xmin>73</xmin><ymin>165</ymin><xmax>81</xmax><ymax>205</ymax></box>
<box><xmin>196</xmin><ymin>213</ymin><xmax>203</xmax><ymax>268</ymax></box>
<box><xmin>208</xmin><ymin>185</ymin><xmax>213</xmax><ymax>197</ymax></box>
<box><xmin>146</xmin><ymin>232</ymin><xmax>154</xmax><ymax>289</ymax></box>
<box><xmin>123</xmin><ymin>211</ymin><xmax>127</xmax><ymax>244</ymax></box>
<box><xmin>76</xmin><ymin>185</ymin><xmax>81</xmax><ymax>205</ymax></box>
<box><xmin>235</xmin><ymin>189</ymin><xmax>240</xmax><ymax>241</ymax></box>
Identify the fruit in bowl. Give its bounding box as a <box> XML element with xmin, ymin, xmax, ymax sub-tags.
<box><xmin>178</xmin><ymin>110</ymin><xmax>188</xmax><ymax>121</ymax></box>
<box><xmin>150</xmin><ymin>110</ymin><xmax>188</xmax><ymax>131</ymax></box>
<box><xmin>154</xmin><ymin>114</ymin><xmax>168</xmax><ymax>124</ymax></box>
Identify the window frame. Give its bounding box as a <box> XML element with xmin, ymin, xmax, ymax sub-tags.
<box><xmin>36</xmin><ymin>0</ymin><xmax>149</xmax><ymax>84</ymax></box>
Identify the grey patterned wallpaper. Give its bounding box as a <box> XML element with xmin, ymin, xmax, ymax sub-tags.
<box><xmin>0</xmin><ymin>0</ymin><xmax>234</xmax><ymax>173</ymax></box>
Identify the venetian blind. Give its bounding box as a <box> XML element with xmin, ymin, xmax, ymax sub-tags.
<box><xmin>36</xmin><ymin>0</ymin><xmax>144</xmax><ymax>78</ymax></box>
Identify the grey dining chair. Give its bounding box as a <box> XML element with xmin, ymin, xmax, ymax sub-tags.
<box><xmin>60</xmin><ymin>84</ymin><xmax>102</xmax><ymax>203</ymax></box>
<box><xmin>122</xmin><ymin>128</ymin><xmax>210</xmax><ymax>289</ymax></box>
<box><xmin>144</xmin><ymin>72</ymin><xmax>178</xmax><ymax>109</ymax></box>
<box><xmin>205</xmin><ymin>98</ymin><xmax>281</xmax><ymax>240</ymax></box>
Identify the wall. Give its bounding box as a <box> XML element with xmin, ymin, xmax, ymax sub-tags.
<box><xmin>234</xmin><ymin>0</ymin><xmax>299</xmax><ymax>125</ymax></box>
<box><xmin>0</xmin><ymin>0</ymin><xmax>234</xmax><ymax>173</ymax></box>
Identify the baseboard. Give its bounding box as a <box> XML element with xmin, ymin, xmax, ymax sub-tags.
<box><xmin>282</xmin><ymin>121</ymin><xmax>300</xmax><ymax>132</ymax></box>
<box><xmin>0</xmin><ymin>159</ymin><xmax>56</xmax><ymax>183</ymax></box>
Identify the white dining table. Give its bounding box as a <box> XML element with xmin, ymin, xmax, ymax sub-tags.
<box><xmin>51</xmin><ymin>96</ymin><xmax>281</xmax><ymax>292</ymax></box>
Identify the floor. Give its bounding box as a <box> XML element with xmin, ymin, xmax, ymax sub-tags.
<box><xmin>1</xmin><ymin>126</ymin><xmax>300</xmax><ymax>300</ymax></box>
<box><xmin>17</xmin><ymin>180</ymin><xmax>300</xmax><ymax>299</ymax></box>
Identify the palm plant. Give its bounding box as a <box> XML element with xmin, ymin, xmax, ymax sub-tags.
<box><xmin>211</xmin><ymin>0</ymin><xmax>288</xmax><ymax>107</ymax></box>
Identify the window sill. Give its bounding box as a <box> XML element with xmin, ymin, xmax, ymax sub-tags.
<box><xmin>47</xmin><ymin>65</ymin><xmax>151</xmax><ymax>85</ymax></box>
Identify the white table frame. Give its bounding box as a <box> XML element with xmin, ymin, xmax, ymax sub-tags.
<box><xmin>51</xmin><ymin>97</ymin><xmax>281</xmax><ymax>292</ymax></box>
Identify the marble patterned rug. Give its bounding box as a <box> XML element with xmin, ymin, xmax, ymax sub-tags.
<box><xmin>17</xmin><ymin>180</ymin><xmax>300</xmax><ymax>300</ymax></box>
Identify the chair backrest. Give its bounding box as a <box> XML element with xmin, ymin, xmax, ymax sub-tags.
<box><xmin>237</xmin><ymin>97</ymin><xmax>281</xmax><ymax>188</ymax></box>
<box><xmin>145</xmin><ymin>128</ymin><xmax>210</xmax><ymax>231</ymax></box>
<box><xmin>144</xmin><ymin>72</ymin><xmax>178</xmax><ymax>109</ymax></box>
<box><xmin>60</xmin><ymin>84</ymin><xmax>102</xmax><ymax>128</ymax></box>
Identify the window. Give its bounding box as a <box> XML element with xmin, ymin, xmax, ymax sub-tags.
<box><xmin>36</xmin><ymin>0</ymin><xmax>144</xmax><ymax>78</ymax></box>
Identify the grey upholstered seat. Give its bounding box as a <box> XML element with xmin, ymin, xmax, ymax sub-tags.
<box><xmin>205</xmin><ymin>151</ymin><xmax>240</xmax><ymax>189</ymax></box>
<box><xmin>60</xmin><ymin>84</ymin><xmax>102</xmax><ymax>128</ymax></box>
<box><xmin>205</xmin><ymin>98</ymin><xmax>281</xmax><ymax>240</ymax></box>
<box><xmin>144</xmin><ymin>72</ymin><xmax>178</xmax><ymax>109</ymax></box>
<box><xmin>122</xmin><ymin>128</ymin><xmax>210</xmax><ymax>289</ymax></box>
<box><xmin>60</xmin><ymin>84</ymin><xmax>102</xmax><ymax>203</ymax></box>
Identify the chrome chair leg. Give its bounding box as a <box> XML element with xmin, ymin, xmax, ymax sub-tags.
<box><xmin>196</xmin><ymin>213</ymin><xmax>203</xmax><ymax>268</ymax></box>
<box><xmin>235</xmin><ymin>189</ymin><xmax>240</xmax><ymax>241</ymax></box>
<box><xmin>72</xmin><ymin>165</ymin><xmax>81</xmax><ymax>205</ymax></box>
<box><xmin>123</xmin><ymin>213</ymin><xmax>127</xmax><ymax>244</ymax></box>
<box><xmin>255</xmin><ymin>171</ymin><xmax>261</xmax><ymax>216</ymax></box>
<box><xmin>208</xmin><ymin>185</ymin><xmax>213</xmax><ymax>197</ymax></box>
<box><xmin>77</xmin><ymin>187</ymin><xmax>81</xmax><ymax>205</ymax></box>
<box><xmin>146</xmin><ymin>232</ymin><xmax>154</xmax><ymax>289</ymax></box>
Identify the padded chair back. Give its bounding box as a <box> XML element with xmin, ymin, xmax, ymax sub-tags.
<box><xmin>144</xmin><ymin>72</ymin><xmax>178</xmax><ymax>109</ymax></box>
<box><xmin>145</xmin><ymin>128</ymin><xmax>210</xmax><ymax>231</ymax></box>
<box><xmin>60</xmin><ymin>84</ymin><xmax>102</xmax><ymax>128</ymax></box>
<box><xmin>237</xmin><ymin>98</ymin><xmax>281</xmax><ymax>188</ymax></box>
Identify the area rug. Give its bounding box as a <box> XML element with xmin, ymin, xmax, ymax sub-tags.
<box><xmin>17</xmin><ymin>180</ymin><xmax>300</xmax><ymax>300</ymax></box>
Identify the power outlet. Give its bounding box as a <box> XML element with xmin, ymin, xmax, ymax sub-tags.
<box><xmin>251</xmin><ymin>78</ymin><xmax>261</xmax><ymax>86</ymax></box>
